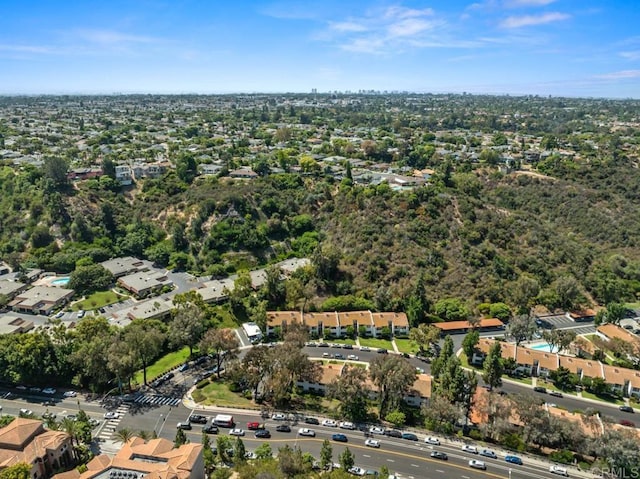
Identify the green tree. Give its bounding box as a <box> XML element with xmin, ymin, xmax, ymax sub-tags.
<box><xmin>168</xmin><ymin>303</ymin><xmax>206</xmax><ymax>356</ymax></box>
<box><xmin>482</xmin><ymin>342</ymin><xmax>504</xmax><ymax>390</ymax></box>
<box><xmin>489</xmin><ymin>302</ymin><xmax>512</xmax><ymax>322</ymax></box>
<box><xmin>406</xmin><ymin>271</ymin><xmax>430</xmax><ymax>326</ymax></box>
<box><xmin>114</xmin><ymin>428</ymin><xmax>134</xmax><ymax>444</ymax></box>
<box><xmin>255</xmin><ymin>442</ymin><xmax>273</xmax><ymax>459</ymax></box>
<box><xmin>42</xmin><ymin>156</ymin><xmax>69</xmax><ymax>188</ymax></box>
<box><xmin>199</xmin><ymin>328</ymin><xmax>240</xmax><ymax>379</ymax></box>
<box><xmin>462</xmin><ymin>330</ymin><xmax>480</xmax><ymax>359</ymax></box>
<box><xmin>369</xmin><ymin>355</ymin><xmax>416</xmax><ymax>417</ymax></box>
<box><xmin>233</xmin><ymin>437</ymin><xmax>246</xmax><ymax>464</ymax></box>
<box><xmin>68</xmin><ymin>264</ymin><xmax>114</xmax><ymax>295</ymax></box>
<box><xmin>434</xmin><ymin>298</ymin><xmax>469</xmax><ymax>321</ymax></box>
<box><xmin>338</xmin><ymin>447</ymin><xmax>355</xmax><ymax>470</ymax></box>
<box><xmin>431</xmin><ymin>335</ymin><xmax>454</xmax><ymax>379</ymax></box>
<box><xmin>506</xmin><ymin>314</ymin><xmax>537</xmax><ymax>346</ymax></box>
<box><xmin>123</xmin><ymin>320</ymin><xmax>165</xmax><ymax>386</ymax></box>
<box><xmin>408</xmin><ymin>323</ymin><xmax>441</xmax><ymax>357</ymax></box>
<box><xmin>175</xmin><ymin>152</ymin><xmax>197</xmax><ymax>183</ymax></box>
<box><xmin>174</xmin><ymin>427</ymin><xmax>187</xmax><ymax>447</ymax></box>
<box><xmin>320</xmin><ymin>439</ymin><xmax>333</xmax><ymax>470</ymax></box>
<box><xmin>327</xmin><ymin>365</ymin><xmax>369</xmax><ymax>422</ymax></box>
<box><xmin>0</xmin><ymin>463</ymin><xmax>30</xmax><ymax>479</ymax></box>
<box><xmin>385</xmin><ymin>410</ymin><xmax>406</xmax><ymax>428</ymax></box>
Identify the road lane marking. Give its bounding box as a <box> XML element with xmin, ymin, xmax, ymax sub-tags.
<box><xmin>436</xmin><ymin>470</ymin><xmax>445</xmax><ymax>473</ymax></box>
<box><xmin>387</xmin><ymin>459</ymin><xmax>395</xmax><ymax>462</ymax></box>
<box><xmin>411</xmin><ymin>464</ymin><xmax>419</xmax><ymax>467</ymax></box>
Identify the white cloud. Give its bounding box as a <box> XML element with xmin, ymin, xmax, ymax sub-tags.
<box><xmin>504</xmin><ymin>0</ymin><xmax>556</xmax><ymax>7</ymax></box>
<box><xmin>500</xmin><ymin>12</ymin><xmax>570</xmax><ymax>28</ymax></box>
<box><xmin>329</xmin><ymin>21</ymin><xmax>368</xmax><ymax>32</ymax></box>
<box><xmin>387</xmin><ymin>18</ymin><xmax>436</xmax><ymax>37</ymax></box>
<box><xmin>75</xmin><ymin>29</ymin><xmax>160</xmax><ymax>46</ymax></box>
<box><xmin>0</xmin><ymin>44</ymin><xmax>55</xmax><ymax>54</ymax></box>
<box><xmin>620</xmin><ymin>51</ymin><xmax>640</xmax><ymax>61</ymax></box>
<box><xmin>595</xmin><ymin>70</ymin><xmax>640</xmax><ymax>80</ymax></box>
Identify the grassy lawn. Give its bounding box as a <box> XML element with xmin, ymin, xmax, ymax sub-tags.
<box><xmin>581</xmin><ymin>391</ymin><xmax>625</xmax><ymax>405</ymax></box>
<box><xmin>358</xmin><ymin>338</ymin><xmax>394</xmax><ymax>350</ymax></box>
<box><xmin>537</xmin><ymin>379</ymin><xmax>576</xmax><ymax>395</ymax></box>
<box><xmin>72</xmin><ymin>290</ymin><xmax>129</xmax><ymax>311</ymax></box>
<box><xmin>395</xmin><ymin>339</ymin><xmax>418</xmax><ymax>355</ymax></box>
<box><xmin>191</xmin><ymin>380</ymin><xmax>258</xmax><ymax>409</ymax></box>
<box><xmin>133</xmin><ymin>347</ymin><xmax>191</xmax><ymax>386</ymax></box>
<box><xmin>328</xmin><ymin>338</ymin><xmax>357</xmax><ymax>345</ymax></box>
<box><xmin>209</xmin><ymin>305</ymin><xmax>240</xmax><ymax>329</ymax></box>
<box><xmin>508</xmin><ymin>376</ymin><xmax>533</xmax><ymax>386</ymax></box>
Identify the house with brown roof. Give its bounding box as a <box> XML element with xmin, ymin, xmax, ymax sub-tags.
<box><xmin>0</xmin><ymin>418</ymin><xmax>73</xmax><ymax>479</ymax></box>
<box><xmin>597</xmin><ymin>323</ymin><xmax>640</xmax><ymax>356</ymax></box>
<box><xmin>471</xmin><ymin>338</ymin><xmax>516</xmax><ymax>366</ymax></box>
<box><xmin>265</xmin><ymin>311</ymin><xmax>302</xmax><ymax>336</ymax></box>
<box><xmin>54</xmin><ymin>437</ymin><xmax>203</xmax><ymax>479</ymax></box>
<box><xmin>370</xmin><ymin>312</ymin><xmax>409</xmax><ymax>338</ymax></box>
<box><xmin>566</xmin><ymin>309</ymin><xmax>597</xmax><ymax>322</ymax></box>
<box><xmin>434</xmin><ymin>318</ymin><xmax>505</xmax><ymax>335</ymax></box>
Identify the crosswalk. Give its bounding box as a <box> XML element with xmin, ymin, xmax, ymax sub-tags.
<box><xmin>96</xmin><ymin>403</ymin><xmax>130</xmax><ymax>440</ymax></box>
<box><xmin>132</xmin><ymin>393</ymin><xmax>181</xmax><ymax>407</ymax></box>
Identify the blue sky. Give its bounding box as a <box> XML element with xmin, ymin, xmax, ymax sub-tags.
<box><xmin>1</xmin><ymin>0</ymin><xmax>639</xmax><ymax>97</ymax></box>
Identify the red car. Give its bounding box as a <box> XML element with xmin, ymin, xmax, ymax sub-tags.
<box><xmin>247</xmin><ymin>422</ymin><xmax>264</xmax><ymax>430</ymax></box>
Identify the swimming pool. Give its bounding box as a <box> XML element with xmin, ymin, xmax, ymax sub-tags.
<box><xmin>529</xmin><ymin>343</ymin><xmax>554</xmax><ymax>353</ymax></box>
<box><xmin>51</xmin><ymin>277</ymin><xmax>70</xmax><ymax>286</ymax></box>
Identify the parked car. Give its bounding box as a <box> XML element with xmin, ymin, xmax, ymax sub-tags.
<box><xmin>276</xmin><ymin>424</ymin><xmax>291</xmax><ymax>433</ymax></box>
<box><xmin>63</xmin><ymin>390</ymin><xmax>77</xmax><ymax>398</ymax></box>
<box><xmin>385</xmin><ymin>429</ymin><xmax>402</xmax><ymax>438</ymax></box>
<box><xmin>203</xmin><ymin>424</ymin><xmax>219</xmax><ymax>434</ymax></box>
<box><xmin>347</xmin><ymin>354</ymin><xmax>359</xmax><ymax>360</ymax></box>
<box><xmin>533</xmin><ymin>386</ymin><xmax>547</xmax><ymax>393</ymax></box>
<box><xmin>364</xmin><ymin>439</ymin><xmax>380</xmax><ymax>448</ymax></box>
<box><xmin>549</xmin><ymin>465</ymin><xmax>569</xmax><ymax>476</ymax></box>
<box><xmin>272</xmin><ymin>413</ymin><xmax>286</xmax><ymax>421</ymax></box>
<box><xmin>348</xmin><ymin>467</ymin><xmax>367</xmax><ymax>476</ymax></box>
<box><xmin>42</xmin><ymin>400</ymin><xmax>55</xmax><ymax>406</ymax></box>
<box><xmin>425</xmin><ymin>436</ymin><xmax>440</xmax><ymax>445</ymax></box>
<box><xmin>469</xmin><ymin>460</ymin><xmax>486</xmax><ymax>470</ymax></box>
<box><xmin>332</xmin><ymin>433</ymin><xmax>348</xmax><ymax>442</ymax></box>
<box><xmin>177</xmin><ymin>363</ymin><xmax>189</xmax><ymax>372</ymax></box>
<box><xmin>229</xmin><ymin>428</ymin><xmax>245</xmax><ymax>436</ymax></box>
<box><xmin>619</xmin><ymin>405</ymin><xmax>635</xmax><ymax>413</ymax></box>
<box><xmin>359</xmin><ymin>346</ymin><xmax>371</xmax><ymax>352</ymax></box>
<box><xmin>549</xmin><ymin>391</ymin><xmax>564</xmax><ymax>398</ymax></box>
<box><xmin>369</xmin><ymin>426</ymin><xmax>385</xmax><ymax>435</ymax></box>
<box><xmin>189</xmin><ymin>414</ymin><xmax>208</xmax><ymax>424</ymax></box>
<box><xmin>322</xmin><ymin>419</ymin><xmax>338</xmax><ymax>427</ymax></box>
<box><xmin>480</xmin><ymin>449</ymin><xmax>497</xmax><ymax>459</ymax></box>
<box><xmin>430</xmin><ymin>451</ymin><xmax>448</xmax><ymax>460</ymax></box>
<box><xmin>76</xmin><ymin>310</ymin><xmax>85</xmax><ymax>318</ymax></box>
<box><xmin>334</xmin><ymin>353</ymin><xmax>344</xmax><ymax>359</ymax></box>
<box><xmin>177</xmin><ymin>422</ymin><xmax>192</xmax><ymax>430</ymax></box>
<box><xmin>254</xmin><ymin>429</ymin><xmax>271</xmax><ymax>438</ymax></box>
<box><xmin>304</xmin><ymin>417</ymin><xmax>319</xmax><ymax>425</ymax></box>
<box><xmin>376</xmin><ymin>348</ymin><xmax>388</xmax><ymax>354</ymax></box>
<box><xmin>402</xmin><ymin>432</ymin><xmax>418</xmax><ymax>441</ymax></box>
<box><xmin>342</xmin><ymin>344</ymin><xmax>353</xmax><ymax>349</ymax></box>
<box><xmin>505</xmin><ymin>455</ymin><xmax>523</xmax><ymax>465</ymax></box>
<box><xmin>339</xmin><ymin>421</ymin><xmax>356</xmax><ymax>430</ymax></box>
<box><xmin>298</xmin><ymin>428</ymin><xmax>316</xmax><ymax>437</ymax></box>
<box><xmin>54</xmin><ymin>311</ymin><xmax>64</xmax><ymax>319</ymax></box>
<box><xmin>42</xmin><ymin>387</ymin><xmax>56</xmax><ymax>395</ymax></box>
<box><xmin>462</xmin><ymin>444</ymin><xmax>478</xmax><ymax>454</ymax></box>
<box><xmin>619</xmin><ymin>419</ymin><xmax>635</xmax><ymax>427</ymax></box>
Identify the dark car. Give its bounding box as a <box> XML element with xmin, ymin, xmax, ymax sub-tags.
<box><xmin>505</xmin><ymin>455</ymin><xmax>523</xmax><ymax>465</ymax></box>
<box><xmin>384</xmin><ymin>429</ymin><xmax>403</xmax><ymax>438</ymax></box>
<box><xmin>255</xmin><ymin>429</ymin><xmax>271</xmax><ymax>438</ymax></box>
<box><xmin>276</xmin><ymin>424</ymin><xmax>292</xmax><ymax>432</ymax></box>
<box><xmin>203</xmin><ymin>424</ymin><xmax>219</xmax><ymax>434</ymax></box>
<box><xmin>334</xmin><ymin>353</ymin><xmax>344</xmax><ymax>359</ymax></box>
<box><xmin>620</xmin><ymin>405</ymin><xmax>635</xmax><ymax>413</ymax></box>
<box><xmin>402</xmin><ymin>432</ymin><xmax>418</xmax><ymax>441</ymax></box>
<box><xmin>377</xmin><ymin>348</ymin><xmax>388</xmax><ymax>354</ymax></box>
<box><xmin>533</xmin><ymin>386</ymin><xmax>547</xmax><ymax>393</ymax></box>
<box><xmin>430</xmin><ymin>451</ymin><xmax>448</xmax><ymax>461</ymax></box>
<box><xmin>177</xmin><ymin>422</ymin><xmax>192</xmax><ymax>430</ymax></box>
<box><xmin>332</xmin><ymin>433</ymin><xmax>348</xmax><ymax>442</ymax></box>
<box><xmin>189</xmin><ymin>414</ymin><xmax>208</xmax><ymax>424</ymax></box>
<box><xmin>549</xmin><ymin>391</ymin><xmax>564</xmax><ymax>398</ymax></box>
<box><xmin>304</xmin><ymin>417</ymin><xmax>320</xmax><ymax>425</ymax></box>
<box><xmin>342</xmin><ymin>344</ymin><xmax>354</xmax><ymax>349</ymax></box>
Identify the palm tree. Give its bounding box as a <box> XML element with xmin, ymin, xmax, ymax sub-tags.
<box><xmin>115</xmin><ymin>428</ymin><xmax>135</xmax><ymax>444</ymax></box>
<box><xmin>137</xmin><ymin>430</ymin><xmax>151</xmax><ymax>441</ymax></box>
<box><xmin>59</xmin><ymin>418</ymin><xmax>80</xmax><ymax>461</ymax></box>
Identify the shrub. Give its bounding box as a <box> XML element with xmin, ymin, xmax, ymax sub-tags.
<box><xmin>196</xmin><ymin>379</ymin><xmax>210</xmax><ymax>389</ymax></box>
<box><xmin>549</xmin><ymin>449</ymin><xmax>574</xmax><ymax>464</ymax></box>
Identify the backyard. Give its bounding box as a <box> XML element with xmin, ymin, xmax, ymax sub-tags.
<box><xmin>72</xmin><ymin>290</ymin><xmax>129</xmax><ymax>311</ymax></box>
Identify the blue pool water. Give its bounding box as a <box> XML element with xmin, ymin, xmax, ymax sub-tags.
<box><xmin>529</xmin><ymin>343</ymin><xmax>554</xmax><ymax>352</ymax></box>
<box><xmin>51</xmin><ymin>277</ymin><xmax>70</xmax><ymax>286</ymax></box>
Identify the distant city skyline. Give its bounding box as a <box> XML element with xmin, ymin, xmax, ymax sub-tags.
<box><xmin>1</xmin><ymin>0</ymin><xmax>639</xmax><ymax>98</ymax></box>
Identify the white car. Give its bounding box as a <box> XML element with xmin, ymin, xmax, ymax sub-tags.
<box><xmin>348</xmin><ymin>467</ymin><xmax>366</xmax><ymax>476</ymax></box>
<box><xmin>550</xmin><ymin>465</ymin><xmax>569</xmax><ymax>476</ymax></box>
<box><xmin>54</xmin><ymin>311</ymin><xmax>65</xmax><ymax>319</ymax></box>
<box><xmin>77</xmin><ymin>310</ymin><xmax>85</xmax><ymax>318</ymax></box>
<box><xmin>347</xmin><ymin>354</ymin><xmax>359</xmax><ymax>360</ymax></box>
<box><xmin>298</xmin><ymin>428</ymin><xmax>316</xmax><ymax>437</ymax></box>
<box><xmin>359</xmin><ymin>346</ymin><xmax>371</xmax><ymax>352</ymax></box>
<box><xmin>230</xmin><ymin>428</ymin><xmax>245</xmax><ymax>436</ymax></box>
<box><xmin>322</xmin><ymin>419</ymin><xmax>338</xmax><ymax>427</ymax></box>
<box><xmin>63</xmin><ymin>391</ymin><xmax>77</xmax><ymax>398</ymax></box>
<box><xmin>369</xmin><ymin>426</ymin><xmax>385</xmax><ymax>435</ymax></box>
<box><xmin>365</xmin><ymin>438</ymin><xmax>380</xmax><ymax>448</ymax></box>
<box><xmin>103</xmin><ymin>412</ymin><xmax>119</xmax><ymax>419</ymax></box>
<box><xmin>425</xmin><ymin>436</ymin><xmax>440</xmax><ymax>445</ymax></box>
<box><xmin>339</xmin><ymin>421</ymin><xmax>355</xmax><ymax>430</ymax></box>
<box><xmin>469</xmin><ymin>460</ymin><xmax>486</xmax><ymax>470</ymax></box>
<box><xmin>271</xmin><ymin>413</ymin><xmax>286</xmax><ymax>420</ymax></box>
<box><xmin>19</xmin><ymin>408</ymin><xmax>33</xmax><ymax>416</ymax></box>
<box><xmin>462</xmin><ymin>444</ymin><xmax>478</xmax><ymax>454</ymax></box>
<box><xmin>42</xmin><ymin>387</ymin><xmax>56</xmax><ymax>395</ymax></box>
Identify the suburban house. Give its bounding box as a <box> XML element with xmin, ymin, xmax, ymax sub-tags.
<box><xmin>195</xmin><ymin>278</ymin><xmax>235</xmax><ymax>304</ymax></box>
<box><xmin>0</xmin><ymin>418</ymin><xmax>73</xmax><ymax>479</ymax></box>
<box><xmin>265</xmin><ymin>310</ymin><xmax>410</xmax><ymax>339</ymax></box>
<box><xmin>9</xmin><ymin>286</ymin><xmax>74</xmax><ymax>315</ymax></box>
<box><xmin>101</xmin><ymin>257</ymin><xmax>148</xmax><ymax>279</ymax></box>
<box><xmin>67</xmin><ymin>167</ymin><xmax>103</xmax><ymax>181</ymax></box>
<box><xmin>296</xmin><ymin>363</ymin><xmax>431</xmax><ymax>407</ymax></box>
<box><xmin>473</xmin><ymin>338</ymin><xmax>640</xmax><ymax>398</ymax></box>
<box><xmin>53</xmin><ymin>437</ymin><xmax>204</xmax><ymax>479</ymax></box>
<box><xmin>0</xmin><ymin>314</ymin><xmax>35</xmax><ymax>334</ymax></box>
<box><xmin>110</xmin><ymin>298</ymin><xmax>174</xmax><ymax>327</ymax></box>
<box><xmin>596</xmin><ymin>323</ymin><xmax>640</xmax><ymax>355</ymax></box>
<box><xmin>117</xmin><ymin>271</ymin><xmax>173</xmax><ymax>298</ymax></box>
<box><xmin>0</xmin><ymin>279</ymin><xmax>28</xmax><ymax>301</ymax></box>
<box><xmin>434</xmin><ymin>318</ymin><xmax>505</xmax><ymax>335</ymax></box>
<box><xmin>228</xmin><ymin>167</ymin><xmax>258</xmax><ymax>179</ymax></box>
<box><xmin>115</xmin><ymin>165</ymin><xmax>133</xmax><ymax>186</ymax></box>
